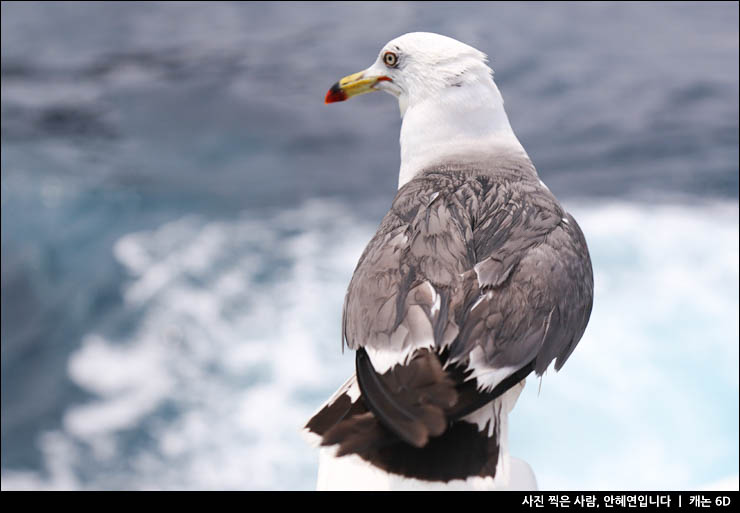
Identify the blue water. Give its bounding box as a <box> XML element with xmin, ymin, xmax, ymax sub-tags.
<box><xmin>1</xmin><ymin>2</ymin><xmax>738</xmax><ymax>490</ymax></box>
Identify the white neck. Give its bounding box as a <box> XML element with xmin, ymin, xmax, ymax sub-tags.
<box><xmin>397</xmin><ymin>81</ymin><xmax>527</xmax><ymax>188</ymax></box>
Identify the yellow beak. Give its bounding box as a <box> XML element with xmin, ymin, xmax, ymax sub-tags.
<box><xmin>325</xmin><ymin>71</ymin><xmax>392</xmax><ymax>104</ymax></box>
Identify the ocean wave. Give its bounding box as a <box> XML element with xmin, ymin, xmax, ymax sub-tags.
<box><xmin>1</xmin><ymin>198</ymin><xmax>738</xmax><ymax>490</ymax></box>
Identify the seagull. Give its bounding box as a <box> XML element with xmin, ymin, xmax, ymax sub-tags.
<box><xmin>304</xmin><ymin>32</ymin><xmax>594</xmax><ymax>491</ymax></box>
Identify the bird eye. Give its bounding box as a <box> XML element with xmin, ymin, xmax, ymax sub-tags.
<box><xmin>383</xmin><ymin>51</ymin><xmax>398</xmax><ymax>67</ymax></box>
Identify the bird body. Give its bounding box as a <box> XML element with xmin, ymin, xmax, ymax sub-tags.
<box><xmin>305</xmin><ymin>32</ymin><xmax>593</xmax><ymax>491</ymax></box>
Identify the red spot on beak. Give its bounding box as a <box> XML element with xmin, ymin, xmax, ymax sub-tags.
<box><xmin>325</xmin><ymin>82</ymin><xmax>347</xmax><ymax>104</ymax></box>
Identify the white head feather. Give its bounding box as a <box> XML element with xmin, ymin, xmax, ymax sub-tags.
<box><xmin>362</xmin><ymin>32</ymin><xmax>528</xmax><ymax>187</ymax></box>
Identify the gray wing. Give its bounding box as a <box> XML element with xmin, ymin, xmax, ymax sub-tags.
<box><xmin>342</xmin><ymin>162</ymin><xmax>593</xmax><ymax>382</ymax></box>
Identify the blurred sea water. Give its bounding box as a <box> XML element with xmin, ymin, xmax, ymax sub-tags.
<box><xmin>1</xmin><ymin>2</ymin><xmax>738</xmax><ymax>490</ymax></box>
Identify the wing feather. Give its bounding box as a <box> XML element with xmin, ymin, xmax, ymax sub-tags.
<box><xmin>339</xmin><ymin>158</ymin><xmax>593</xmax><ymax>445</ymax></box>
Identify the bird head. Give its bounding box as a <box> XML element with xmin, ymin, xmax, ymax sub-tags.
<box><xmin>325</xmin><ymin>32</ymin><xmax>497</xmax><ymax>118</ymax></box>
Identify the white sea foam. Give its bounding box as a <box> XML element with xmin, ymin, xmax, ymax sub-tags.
<box><xmin>511</xmin><ymin>200</ymin><xmax>739</xmax><ymax>491</ymax></box>
<box><xmin>1</xmin><ymin>199</ymin><xmax>738</xmax><ymax>490</ymax></box>
<box><xmin>700</xmin><ymin>474</ymin><xmax>739</xmax><ymax>491</ymax></box>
